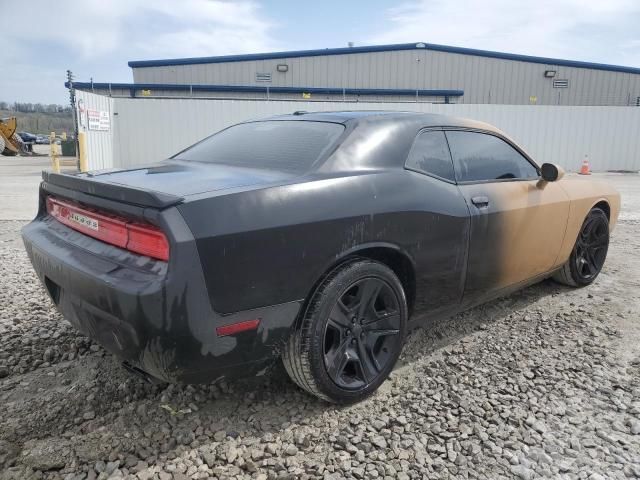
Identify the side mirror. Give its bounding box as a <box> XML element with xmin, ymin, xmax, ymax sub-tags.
<box><xmin>540</xmin><ymin>163</ymin><xmax>564</xmax><ymax>182</ymax></box>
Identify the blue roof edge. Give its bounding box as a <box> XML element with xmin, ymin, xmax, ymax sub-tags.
<box><xmin>126</xmin><ymin>42</ymin><xmax>640</xmax><ymax>75</ymax></box>
<box><xmin>65</xmin><ymin>82</ymin><xmax>464</xmax><ymax>97</ymax></box>
<box><xmin>127</xmin><ymin>43</ymin><xmax>420</xmax><ymax>68</ymax></box>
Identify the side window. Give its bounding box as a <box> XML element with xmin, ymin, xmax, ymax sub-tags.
<box><xmin>405</xmin><ymin>130</ymin><xmax>455</xmax><ymax>182</ymax></box>
<box><xmin>445</xmin><ymin>131</ymin><xmax>539</xmax><ymax>182</ymax></box>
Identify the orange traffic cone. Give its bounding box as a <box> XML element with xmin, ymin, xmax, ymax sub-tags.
<box><xmin>579</xmin><ymin>155</ymin><xmax>591</xmax><ymax>175</ymax></box>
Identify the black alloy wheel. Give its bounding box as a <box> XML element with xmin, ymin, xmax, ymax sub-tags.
<box><xmin>282</xmin><ymin>259</ymin><xmax>408</xmax><ymax>403</ymax></box>
<box><xmin>323</xmin><ymin>277</ymin><xmax>402</xmax><ymax>390</ymax></box>
<box><xmin>573</xmin><ymin>211</ymin><xmax>609</xmax><ymax>281</ymax></box>
<box><xmin>553</xmin><ymin>207</ymin><xmax>610</xmax><ymax>287</ymax></box>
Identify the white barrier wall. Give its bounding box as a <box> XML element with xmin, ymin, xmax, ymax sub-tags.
<box><xmin>75</xmin><ymin>90</ymin><xmax>114</xmax><ymax>171</ymax></box>
<box><xmin>80</xmin><ymin>92</ymin><xmax>640</xmax><ymax>172</ymax></box>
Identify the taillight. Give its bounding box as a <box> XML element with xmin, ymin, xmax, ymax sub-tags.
<box><xmin>46</xmin><ymin>196</ymin><xmax>170</xmax><ymax>261</ymax></box>
<box><xmin>46</xmin><ymin>197</ymin><xmax>128</xmax><ymax>248</ymax></box>
<box><xmin>126</xmin><ymin>223</ymin><xmax>170</xmax><ymax>261</ymax></box>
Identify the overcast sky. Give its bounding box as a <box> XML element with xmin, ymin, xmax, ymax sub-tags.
<box><xmin>3</xmin><ymin>0</ymin><xmax>640</xmax><ymax>105</ymax></box>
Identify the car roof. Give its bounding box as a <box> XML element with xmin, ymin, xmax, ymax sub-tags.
<box><xmin>263</xmin><ymin>110</ymin><xmax>501</xmax><ymax>133</ymax></box>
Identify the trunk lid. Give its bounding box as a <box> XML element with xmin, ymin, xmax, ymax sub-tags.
<box><xmin>43</xmin><ymin>160</ymin><xmax>296</xmax><ymax>208</ymax></box>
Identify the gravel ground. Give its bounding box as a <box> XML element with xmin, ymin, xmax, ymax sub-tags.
<box><xmin>1</xmin><ymin>215</ymin><xmax>639</xmax><ymax>480</ymax></box>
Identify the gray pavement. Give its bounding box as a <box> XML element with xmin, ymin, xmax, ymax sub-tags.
<box><xmin>606</xmin><ymin>172</ymin><xmax>640</xmax><ymax>221</ymax></box>
<box><xmin>0</xmin><ymin>160</ymin><xmax>639</xmax><ymax>479</ymax></box>
<box><xmin>0</xmin><ymin>156</ymin><xmax>76</xmax><ymax>220</ymax></box>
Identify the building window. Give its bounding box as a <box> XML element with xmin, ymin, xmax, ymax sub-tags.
<box><xmin>255</xmin><ymin>72</ymin><xmax>272</xmax><ymax>82</ymax></box>
<box><xmin>553</xmin><ymin>79</ymin><xmax>569</xmax><ymax>88</ymax></box>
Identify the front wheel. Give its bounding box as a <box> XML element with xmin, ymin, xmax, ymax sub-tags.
<box><xmin>553</xmin><ymin>207</ymin><xmax>609</xmax><ymax>287</ymax></box>
<box><xmin>283</xmin><ymin>259</ymin><xmax>408</xmax><ymax>403</ymax></box>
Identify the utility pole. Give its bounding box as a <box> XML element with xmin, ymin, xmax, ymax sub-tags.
<box><xmin>67</xmin><ymin>70</ymin><xmax>79</xmax><ymax>167</ymax></box>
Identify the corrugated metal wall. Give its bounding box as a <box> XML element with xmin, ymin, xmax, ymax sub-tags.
<box><xmin>76</xmin><ymin>90</ymin><xmax>114</xmax><ymax>170</ymax></box>
<box><xmin>93</xmin><ymin>96</ymin><xmax>640</xmax><ymax>172</ymax></box>
<box><xmin>132</xmin><ymin>49</ymin><xmax>640</xmax><ymax>106</ymax></box>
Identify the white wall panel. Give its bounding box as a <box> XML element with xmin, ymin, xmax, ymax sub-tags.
<box><xmin>75</xmin><ymin>90</ymin><xmax>114</xmax><ymax>171</ymax></box>
<box><xmin>81</xmin><ymin>96</ymin><xmax>640</xmax><ymax>173</ymax></box>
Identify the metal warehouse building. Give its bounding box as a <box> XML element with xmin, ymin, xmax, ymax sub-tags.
<box><xmin>78</xmin><ymin>42</ymin><xmax>640</xmax><ymax>106</ymax></box>
<box><xmin>70</xmin><ymin>41</ymin><xmax>640</xmax><ymax>173</ymax></box>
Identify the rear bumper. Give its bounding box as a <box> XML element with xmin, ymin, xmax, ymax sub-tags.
<box><xmin>21</xmin><ymin>210</ymin><xmax>301</xmax><ymax>383</ymax></box>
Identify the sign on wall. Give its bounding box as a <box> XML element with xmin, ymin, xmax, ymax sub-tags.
<box><xmin>77</xmin><ymin>99</ymin><xmax>87</xmax><ymax>129</ymax></box>
<box><xmin>87</xmin><ymin>109</ymin><xmax>110</xmax><ymax>131</ymax></box>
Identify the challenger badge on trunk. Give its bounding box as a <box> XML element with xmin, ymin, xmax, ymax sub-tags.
<box><xmin>68</xmin><ymin>212</ymin><xmax>99</xmax><ymax>231</ymax></box>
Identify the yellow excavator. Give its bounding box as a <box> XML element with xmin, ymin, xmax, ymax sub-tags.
<box><xmin>0</xmin><ymin>117</ymin><xmax>26</xmax><ymax>156</ymax></box>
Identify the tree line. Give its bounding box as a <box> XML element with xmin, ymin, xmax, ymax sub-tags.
<box><xmin>1</xmin><ymin>101</ymin><xmax>73</xmax><ymax>134</ymax></box>
<box><xmin>0</xmin><ymin>101</ymin><xmax>72</xmax><ymax>114</ymax></box>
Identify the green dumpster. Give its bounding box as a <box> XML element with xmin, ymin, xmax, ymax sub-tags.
<box><xmin>61</xmin><ymin>140</ymin><xmax>76</xmax><ymax>156</ymax></box>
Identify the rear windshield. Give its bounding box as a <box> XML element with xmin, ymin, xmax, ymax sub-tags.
<box><xmin>173</xmin><ymin>120</ymin><xmax>345</xmax><ymax>172</ymax></box>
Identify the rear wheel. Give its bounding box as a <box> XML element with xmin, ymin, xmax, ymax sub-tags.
<box><xmin>283</xmin><ymin>259</ymin><xmax>408</xmax><ymax>403</ymax></box>
<box><xmin>553</xmin><ymin>208</ymin><xmax>609</xmax><ymax>287</ymax></box>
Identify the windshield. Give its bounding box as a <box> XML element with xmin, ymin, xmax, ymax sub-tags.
<box><xmin>173</xmin><ymin>120</ymin><xmax>345</xmax><ymax>173</ymax></box>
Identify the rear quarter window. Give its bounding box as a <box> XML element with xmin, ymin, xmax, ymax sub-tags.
<box><xmin>405</xmin><ymin>130</ymin><xmax>456</xmax><ymax>182</ymax></box>
<box><xmin>173</xmin><ymin>120</ymin><xmax>345</xmax><ymax>173</ymax></box>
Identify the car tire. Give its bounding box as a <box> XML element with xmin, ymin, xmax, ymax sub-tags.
<box><xmin>553</xmin><ymin>207</ymin><xmax>609</xmax><ymax>287</ymax></box>
<box><xmin>283</xmin><ymin>259</ymin><xmax>408</xmax><ymax>403</ymax></box>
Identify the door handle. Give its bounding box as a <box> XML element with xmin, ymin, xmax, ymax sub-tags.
<box><xmin>471</xmin><ymin>195</ymin><xmax>489</xmax><ymax>208</ymax></box>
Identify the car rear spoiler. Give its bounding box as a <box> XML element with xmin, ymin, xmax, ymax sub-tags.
<box><xmin>42</xmin><ymin>171</ymin><xmax>184</xmax><ymax>209</ymax></box>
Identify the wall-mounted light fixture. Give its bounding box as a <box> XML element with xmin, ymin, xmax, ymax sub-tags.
<box><xmin>544</xmin><ymin>70</ymin><xmax>557</xmax><ymax>78</ymax></box>
<box><xmin>277</xmin><ymin>64</ymin><xmax>289</xmax><ymax>73</ymax></box>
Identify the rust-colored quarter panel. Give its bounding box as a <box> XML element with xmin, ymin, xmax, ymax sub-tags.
<box><xmin>555</xmin><ymin>176</ymin><xmax>621</xmax><ymax>266</ymax></box>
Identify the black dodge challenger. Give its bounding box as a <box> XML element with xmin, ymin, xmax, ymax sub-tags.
<box><xmin>22</xmin><ymin>111</ymin><xmax>620</xmax><ymax>403</ymax></box>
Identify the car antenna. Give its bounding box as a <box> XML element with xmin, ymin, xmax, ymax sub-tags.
<box><xmin>292</xmin><ymin>110</ymin><xmax>308</xmax><ymax>116</ymax></box>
